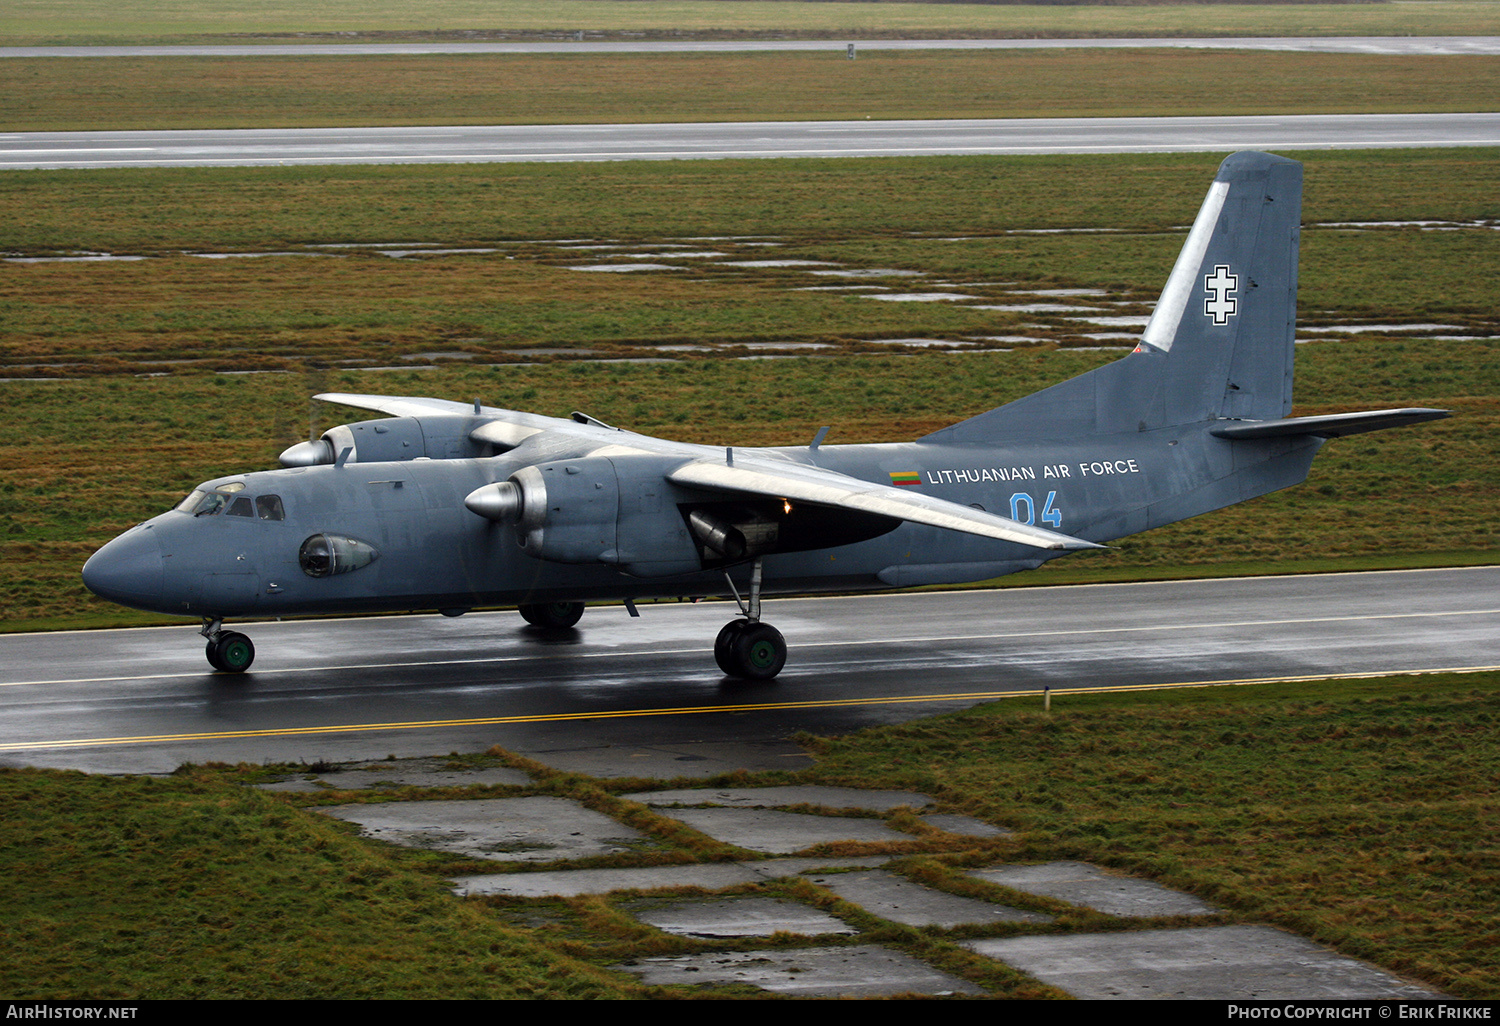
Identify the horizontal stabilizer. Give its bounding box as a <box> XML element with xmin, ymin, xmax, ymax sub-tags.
<box><xmin>1209</xmin><ymin>408</ymin><xmax>1449</xmax><ymax>440</ymax></box>
<box><xmin>669</xmin><ymin>456</ymin><xmax>1103</xmax><ymax>552</ymax></box>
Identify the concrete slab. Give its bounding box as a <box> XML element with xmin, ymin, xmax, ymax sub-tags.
<box><xmin>453</xmin><ymin>856</ymin><xmax>891</xmax><ymax>897</ymax></box>
<box><xmin>615</xmin><ymin>944</ymin><xmax>986</xmax><ymax>997</ymax></box>
<box><xmin>622</xmin><ymin>896</ymin><xmax>857</xmax><ymax>938</ymax></box>
<box><xmin>625</xmin><ymin>785</ymin><xmax>933</xmax><ymax>811</ymax></box>
<box><xmin>308</xmin><ymin>759</ymin><xmax>532</xmax><ymax>790</ymax></box>
<box><xmin>964</xmin><ymin>925</ymin><xmax>1443</xmax><ymax>999</ymax></box>
<box><xmin>970</xmin><ymin>861</ymin><xmax>1216</xmax><ymax>917</ymax></box>
<box><xmin>526</xmin><ymin>739</ymin><xmax>815</xmax><ymax>778</ymax></box>
<box><xmin>805</xmin><ymin>869</ymin><xmax>1052</xmax><ymax>928</ymax></box>
<box><xmin>662</xmin><ymin>807</ymin><xmax>915</xmax><ymax>854</ymax></box>
<box><xmin>317</xmin><ymin>796</ymin><xmax>647</xmax><ymax>862</ymax></box>
<box><xmin>919</xmin><ymin>813</ymin><xmax>1010</xmax><ymax>838</ymax></box>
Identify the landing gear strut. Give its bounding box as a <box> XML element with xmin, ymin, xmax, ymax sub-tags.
<box><xmin>201</xmin><ymin>618</ymin><xmax>255</xmax><ymax>673</ymax></box>
<box><xmin>519</xmin><ymin>601</ymin><xmax>585</xmax><ymax>629</ymax></box>
<box><xmin>715</xmin><ymin>559</ymin><xmax>787</xmax><ymax>679</ymax></box>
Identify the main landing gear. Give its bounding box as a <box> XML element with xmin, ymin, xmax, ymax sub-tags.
<box><xmin>518</xmin><ymin>601</ymin><xmax>585</xmax><ymax>629</ymax></box>
<box><xmin>714</xmin><ymin>559</ymin><xmax>787</xmax><ymax>680</ymax></box>
<box><xmin>201</xmin><ymin>618</ymin><xmax>255</xmax><ymax>673</ymax></box>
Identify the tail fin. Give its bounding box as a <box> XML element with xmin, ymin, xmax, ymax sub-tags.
<box><xmin>923</xmin><ymin>151</ymin><xmax>1302</xmax><ymax>443</ymax></box>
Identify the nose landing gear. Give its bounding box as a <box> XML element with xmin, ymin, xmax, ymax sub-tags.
<box><xmin>715</xmin><ymin>559</ymin><xmax>787</xmax><ymax>679</ymax></box>
<box><xmin>201</xmin><ymin>619</ymin><xmax>255</xmax><ymax>673</ymax></box>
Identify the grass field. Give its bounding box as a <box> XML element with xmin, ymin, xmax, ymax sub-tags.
<box><xmin>8</xmin><ymin>49</ymin><xmax>1500</xmax><ymax>130</ymax></box>
<box><xmin>6</xmin><ymin>0</ymin><xmax>1500</xmax><ymax>46</ymax></box>
<box><xmin>2</xmin><ymin>671</ymin><xmax>1494</xmax><ymax>998</ymax></box>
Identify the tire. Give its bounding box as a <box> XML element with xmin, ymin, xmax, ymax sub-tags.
<box><xmin>206</xmin><ymin>639</ymin><xmax>225</xmax><ymax>672</ymax></box>
<box><xmin>519</xmin><ymin>602</ymin><xmax>585</xmax><ymax>629</ymax></box>
<box><xmin>714</xmin><ymin>619</ymin><xmax>751</xmax><ymax>675</ymax></box>
<box><xmin>730</xmin><ymin>622</ymin><xmax>786</xmax><ymax>680</ymax></box>
<box><xmin>211</xmin><ymin>632</ymin><xmax>255</xmax><ymax>673</ymax></box>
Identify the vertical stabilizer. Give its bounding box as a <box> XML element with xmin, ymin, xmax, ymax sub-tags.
<box><xmin>923</xmin><ymin>152</ymin><xmax>1302</xmax><ymax>444</ymax></box>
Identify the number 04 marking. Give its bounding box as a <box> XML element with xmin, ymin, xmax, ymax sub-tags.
<box><xmin>1010</xmin><ymin>490</ymin><xmax>1062</xmax><ymax>528</ymax></box>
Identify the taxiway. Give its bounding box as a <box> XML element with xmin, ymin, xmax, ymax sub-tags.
<box><xmin>1</xmin><ymin>567</ymin><xmax>1494</xmax><ymax>776</ymax></box>
<box><xmin>6</xmin><ymin>113</ymin><xmax>1500</xmax><ymax>169</ymax></box>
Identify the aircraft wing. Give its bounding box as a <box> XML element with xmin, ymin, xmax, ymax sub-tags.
<box><xmin>668</xmin><ymin>455</ymin><xmax>1104</xmax><ymax>552</ymax></box>
<box><xmin>315</xmin><ymin>392</ymin><xmax>564</xmax><ymax>449</ymax></box>
<box><xmin>315</xmin><ymin>393</ymin><xmax>486</xmax><ymax>418</ymax></box>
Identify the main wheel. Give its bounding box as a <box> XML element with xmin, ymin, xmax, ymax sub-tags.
<box><xmin>714</xmin><ymin>618</ymin><xmax>751</xmax><ymax>675</ymax></box>
<box><xmin>730</xmin><ymin>622</ymin><xmax>787</xmax><ymax>680</ymax></box>
<box><xmin>210</xmin><ymin>631</ymin><xmax>255</xmax><ymax>673</ymax></box>
<box><xmin>519</xmin><ymin>601</ymin><xmax>584</xmax><ymax>629</ymax></box>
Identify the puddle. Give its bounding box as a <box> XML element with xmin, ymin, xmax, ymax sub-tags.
<box><xmin>807</xmin><ymin>268</ymin><xmax>925</xmax><ymax>278</ymax></box>
<box><xmin>1298</xmin><ymin>323</ymin><xmax>1467</xmax><ymax>333</ymax></box>
<box><xmin>719</xmin><ymin>259</ymin><xmax>838</xmax><ymax>268</ymax></box>
<box><xmin>735</xmin><ymin>342</ymin><xmax>832</xmax><ymax>350</ymax></box>
<box><xmin>1062</xmin><ymin>315</ymin><xmax>1152</xmax><ymax>327</ymax></box>
<box><xmin>570</xmin><ymin>263</ymin><xmax>685</xmax><ymax>272</ymax></box>
<box><xmin>866</xmin><ymin>292</ymin><xmax>976</xmax><ymax>302</ymax></box>
<box><xmin>5</xmin><ymin>253</ymin><xmax>147</xmax><ymax>263</ymax></box>
<box><xmin>377</xmin><ymin>248</ymin><xmax>499</xmax><ymax>257</ymax></box>
<box><xmin>970</xmin><ymin>303</ymin><xmax>1101</xmax><ymax>313</ymax></box>
<box><xmin>867</xmin><ymin>338</ymin><xmax>972</xmax><ymax>347</ymax></box>
<box><xmin>191</xmin><ymin>251</ymin><xmax>330</xmax><ymax>259</ymax></box>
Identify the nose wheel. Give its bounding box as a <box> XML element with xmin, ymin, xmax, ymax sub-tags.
<box><xmin>716</xmin><ymin>559</ymin><xmax>786</xmax><ymax>679</ymax></box>
<box><xmin>201</xmin><ymin>619</ymin><xmax>255</xmax><ymax>673</ymax></box>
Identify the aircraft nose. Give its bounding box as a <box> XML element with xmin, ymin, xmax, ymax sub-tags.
<box><xmin>82</xmin><ymin>527</ymin><xmax>167</xmax><ymax>611</ymax></box>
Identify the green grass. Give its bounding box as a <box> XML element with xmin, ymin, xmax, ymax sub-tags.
<box><xmin>8</xmin><ymin>49</ymin><xmax>1500</xmax><ymax>131</ymax></box>
<box><xmin>7</xmin><ymin>151</ymin><xmax>1499</xmax><ymax>255</ymax></box>
<box><xmin>7</xmin><ymin>0</ymin><xmax>1500</xmax><ymax>45</ymax></box>
<box><xmin>2</xmin><ymin>672</ymin><xmax>1494</xmax><ymax>997</ymax></box>
<box><xmin>0</xmin><ymin>766</ymin><xmax>646</xmax><ymax>998</ymax></box>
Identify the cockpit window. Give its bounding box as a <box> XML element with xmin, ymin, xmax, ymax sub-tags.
<box><xmin>256</xmin><ymin>495</ymin><xmax>285</xmax><ymax>521</ymax></box>
<box><xmin>181</xmin><ymin>490</ymin><xmax>231</xmax><ymax>517</ymax></box>
<box><xmin>176</xmin><ymin>483</ymin><xmax>282</xmax><ymax>520</ymax></box>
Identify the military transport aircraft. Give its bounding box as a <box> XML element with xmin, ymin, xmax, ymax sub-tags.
<box><xmin>82</xmin><ymin>152</ymin><xmax>1446</xmax><ymax>678</ymax></box>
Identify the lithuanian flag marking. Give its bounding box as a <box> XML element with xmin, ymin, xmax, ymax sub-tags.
<box><xmin>889</xmin><ymin>471</ymin><xmax>922</xmax><ymax>487</ymax></box>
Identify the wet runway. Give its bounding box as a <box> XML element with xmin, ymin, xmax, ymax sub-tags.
<box><xmin>1</xmin><ymin>567</ymin><xmax>1495</xmax><ymax>775</ymax></box>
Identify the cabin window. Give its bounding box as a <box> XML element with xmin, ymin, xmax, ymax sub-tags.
<box><xmin>256</xmin><ymin>495</ymin><xmax>285</xmax><ymax>521</ymax></box>
<box><xmin>225</xmin><ymin>497</ymin><xmax>253</xmax><ymax>517</ymax></box>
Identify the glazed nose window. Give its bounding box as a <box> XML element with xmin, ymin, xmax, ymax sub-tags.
<box><xmin>298</xmin><ymin>534</ymin><xmax>379</xmax><ymax>577</ymax></box>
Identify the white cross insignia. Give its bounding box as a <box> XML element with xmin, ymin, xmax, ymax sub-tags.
<box><xmin>1203</xmin><ymin>265</ymin><xmax>1238</xmax><ymax>325</ymax></box>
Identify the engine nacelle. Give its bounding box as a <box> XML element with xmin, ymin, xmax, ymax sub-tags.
<box><xmin>279</xmin><ymin>416</ymin><xmax>483</xmax><ymax>467</ymax></box>
<box><xmin>465</xmin><ymin>454</ymin><xmax>702</xmax><ymax>576</ymax></box>
<box><xmin>511</xmin><ymin>458</ymin><xmax>621</xmax><ymax>563</ymax></box>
